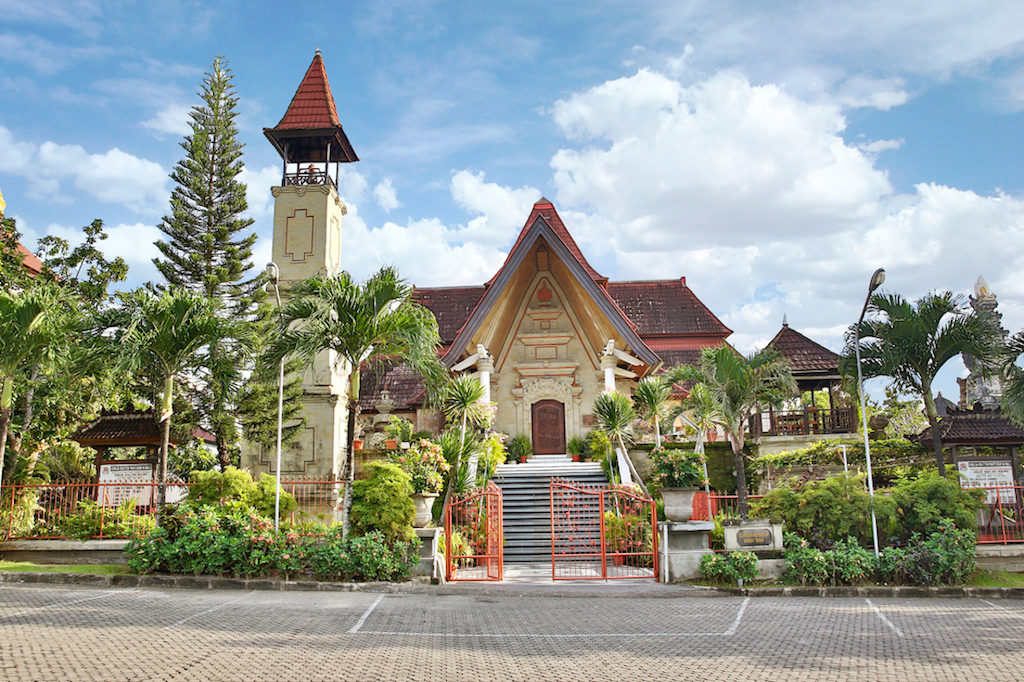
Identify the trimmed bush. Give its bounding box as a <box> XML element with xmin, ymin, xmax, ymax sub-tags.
<box><xmin>186</xmin><ymin>466</ymin><xmax>297</xmax><ymax>518</ymax></box>
<box><xmin>752</xmin><ymin>473</ymin><xmax>897</xmax><ymax>548</ymax></box>
<box><xmin>350</xmin><ymin>461</ymin><xmax>417</xmax><ymax>544</ymax></box>
<box><xmin>700</xmin><ymin>551</ymin><xmax>758</xmax><ymax>584</ymax></box>
<box><xmin>890</xmin><ymin>470</ymin><xmax>984</xmax><ymax>537</ymax></box>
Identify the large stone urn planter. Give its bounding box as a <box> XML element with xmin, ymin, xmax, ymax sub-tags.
<box><xmin>412</xmin><ymin>493</ymin><xmax>437</xmax><ymax>528</ymax></box>
<box><xmin>660</xmin><ymin>487</ymin><xmax>699</xmax><ymax>522</ymax></box>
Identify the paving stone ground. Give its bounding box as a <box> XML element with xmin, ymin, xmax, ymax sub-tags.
<box><xmin>2</xmin><ymin>583</ymin><xmax>1024</xmax><ymax>680</ymax></box>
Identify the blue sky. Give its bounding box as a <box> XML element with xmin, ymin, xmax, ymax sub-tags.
<box><xmin>2</xmin><ymin>1</ymin><xmax>1023</xmax><ymax>401</ymax></box>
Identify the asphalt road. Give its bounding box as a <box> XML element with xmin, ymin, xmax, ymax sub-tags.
<box><xmin>2</xmin><ymin>583</ymin><xmax>1024</xmax><ymax>680</ymax></box>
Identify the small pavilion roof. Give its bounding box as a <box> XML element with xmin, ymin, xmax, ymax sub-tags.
<box><xmin>916</xmin><ymin>405</ymin><xmax>1024</xmax><ymax>446</ymax></box>
<box><xmin>72</xmin><ymin>410</ymin><xmax>216</xmax><ymax>448</ymax></box>
<box><xmin>768</xmin><ymin>322</ymin><xmax>840</xmax><ymax>376</ymax></box>
<box><xmin>264</xmin><ymin>51</ymin><xmax>358</xmax><ymax>163</ymax></box>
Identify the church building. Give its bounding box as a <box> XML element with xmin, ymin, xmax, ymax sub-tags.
<box><xmin>243</xmin><ymin>52</ymin><xmax>732</xmax><ymax>477</ymax></box>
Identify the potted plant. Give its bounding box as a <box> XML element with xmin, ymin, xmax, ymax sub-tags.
<box><xmin>567</xmin><ymin>435</ymin><xmax>585</xmax><ymax>462</ymax></box>
<box><xmin>353</xmin><ymin>438</ymin><xmax>364</xmax><ymax>450</ymax></box>
<box><xmin>649</xmin><ymin>446</ymin><xmax>707</xmax><ymax>522</ymax></box>
<box><xmin>384</xmin><ymin>415</ymin><xmax>414</xmax><ymax>450</ymax></box>
<box><xmin>507</xmin><ymin>434</ymin><xmax>532</xmax><ymax>464</ymax></box>
<box><xmin>389</xmin><ymin>438</ymin><xmax>449</xmax><ymax>527</ymax></box>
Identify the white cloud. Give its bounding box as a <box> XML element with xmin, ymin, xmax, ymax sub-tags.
<box><xmin>0</xmin><ymin>126</ymin><xmax>167</xmax><ymax>213</ymax></box>
<box><xmin>34</xmin><ymin>220</ymin><xmax>162</xmax><ymax>281</ymax></box>
<box><xmin>0</xmin><ymin>33</ymin><xmax>111</xmax><ymax>73</ymax></box>
<box><xmin>372</xmin><ymin>178</ymin><xmax>401</xmax><ymax>212</ymax></box>
<box><xmin>836</xmin><ymin>75</ymin><xmax>908</xmax><ymax>111</ymax></box>
<box><xmin>140</xmin><ymin>103</ymin><xmax>192</xmax><ymax>136</ymax></box>
<box><xmin>450</xmin><ymin>170</ymin><xmax>540</xmax><ymax>247</ymax></box>
<box><xmin>240</xmin><ymin>165</ymin><xmax>280</xmax><ymax>220</ymax></box>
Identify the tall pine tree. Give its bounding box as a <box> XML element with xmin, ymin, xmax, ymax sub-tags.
<box><xmin>154</xmin><ymin>56</ymin><xmax>261</xmax><ymax>468</ymax></box>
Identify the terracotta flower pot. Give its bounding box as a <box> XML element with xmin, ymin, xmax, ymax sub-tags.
<box><xmin>572</xmin><ymin>454</ymin><xmax>581</xmax><ymax>462</ymax></box>
<box><xmin>519</xmin><ymin>455</ymin><xmax>527</xmax><ymax>464</ymax></box>
<box><xmin>386</xmin><ymin>439</ymin><xmax>398</xmax><ymax>450</ymax></box>
<box><xmin>353</xmin><ymin>439</ymin><xmax>364</xmax><ymax>450</ymax></box>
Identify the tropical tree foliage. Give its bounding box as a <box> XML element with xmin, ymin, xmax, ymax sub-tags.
<box><xmin>1001</xmin><ymin>330</ymin><xmax>1024</xmax><ymax>426</ymax></box>
<box><xmin>153</xmin><ymin>56</ymin><xmax>262</xmax><ymax>468</ymax></box>
<box><xmin>102</xmin><ymin>288</ymin><xmax>222</xmax><ymax>515</ymax></box>
<box><xmin>633</xmin><ymin>375</ymin><xmax>671</xmax><ymax>447</ymax></box>
<box><xmin>669</xmin><ymin>345</ymin><xmax>796</xmax><ymax>519</ymax></box>
<box><xmin>439</xmin><ymin>374</ymin><xmax>489</xmax><ymax>510</ymax></box>
<box><xmin>593</xmin><ymin>390</ymin><xmax>647</xmax><ymax>493</ymax></box>
<box><xmin>843</xmin><ymin>291</ymin><xmax>1000</xmax><ymax>476</ymax></box>
<box><xmin>265</xmin><ymin>266</ymin><xmax>445</xmax><ymax>536</ymax></box>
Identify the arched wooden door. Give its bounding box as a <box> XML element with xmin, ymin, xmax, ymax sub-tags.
<box><xmin>531</xmin><ymin>400</ymin><xmax>566</xmax><ymax>455</ymax></box>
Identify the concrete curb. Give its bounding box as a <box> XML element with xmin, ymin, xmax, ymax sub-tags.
<box><xmin>3</xmin><ymin>570</ymin><xmax>1023</xmax><ymax>598</ymax></box>
<box><xmin>709</xmin><ymin>585</ymin><xmax>1024</xmax><ymax>599</ymax></box>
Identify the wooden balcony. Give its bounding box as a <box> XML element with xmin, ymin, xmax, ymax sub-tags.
<box><xmin>748</xmin><ymin>406</ymin><xmax>857</xmax><ymax>438</ymax></box>
<box><xmin>283</xmin><ymin>168</ymin><xmax>337</xmax><ymax>190</ymax></box>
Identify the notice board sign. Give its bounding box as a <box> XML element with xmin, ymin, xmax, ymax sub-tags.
<box><xmin>98</xmin><ymin>461</ymin><xmax>154</xmax><ymax>507</ymax></box>
<box><xmin>97</xmin><ymin>463</ymin><xmax>188</xmax><ymax>507</ymax></box>
<box><xmin>958</xmin><ymin>458</ymin><xmax>1016</xmax><ymax>504</ymax></box>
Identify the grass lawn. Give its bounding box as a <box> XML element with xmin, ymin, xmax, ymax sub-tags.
<box><xmin>0</xmin><ymin>560</ymin><xmax>132</xmax><ymax>575</ymax></box>
<box><xmin>968</xmin><ymin>570</ymin><xmax>1024</xmax><ymax>588</ymax></box>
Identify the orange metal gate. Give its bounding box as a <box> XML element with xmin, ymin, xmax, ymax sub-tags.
<box><xmin>445</xmin><ymin>481</ymin><xmax>503</xmax><ymax>581</ymax></box>
<box><xmin>550</xmin><ymin>478</ymin><xmax>658</xmax><ymax>581</ymax></box>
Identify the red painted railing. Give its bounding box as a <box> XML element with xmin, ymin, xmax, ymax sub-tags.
<box><xmin>1</xmin><ymin>477</ymin><xmax>345</xmax><ymax>541</ymax></box>
<box><xmin>445</xmin><ymin>482</ymin><xmax>503</xmax><ymax>582</ymax></box>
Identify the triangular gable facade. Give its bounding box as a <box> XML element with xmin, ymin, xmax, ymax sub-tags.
<box><xmin>371</xmin><ymin>198</ymin><xmax>732</xmax><ymax>452</ymax></box>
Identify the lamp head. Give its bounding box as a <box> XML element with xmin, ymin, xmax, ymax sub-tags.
<box><xmin>265</xmin><ymin>262</ymin><xmax>280</xmax><ymax>284</ymax></box>
<box><xmin>868</xmin><ymin>268</ymin><xmax>886</xmax><ymax>293</ymax></box>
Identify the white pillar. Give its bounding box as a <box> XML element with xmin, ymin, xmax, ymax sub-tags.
<box><xmin>601</xmin><ymin>354</ymin><xmax>617</xmax><ymax>392</ymax></box>
<box><xmin>478</xmin><ymin>356</ymin><xmax>494</xmax><ymax>404</ymax></box>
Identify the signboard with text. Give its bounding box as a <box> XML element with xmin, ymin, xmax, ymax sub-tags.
<box><xmin>97</xmin><ymin>461</ymin><xmax>187</xmax><ymax>507</ymax></box>
<box><xmin>958</xmin><ymin>458</ymin><xmax>1016</xmax><ymax>504</ymax></box>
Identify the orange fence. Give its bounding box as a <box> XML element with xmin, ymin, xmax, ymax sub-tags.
<box><xmin>1</xmin><ymin>477</ymin><xmax>345</xmax><ymax>541</ymax></box>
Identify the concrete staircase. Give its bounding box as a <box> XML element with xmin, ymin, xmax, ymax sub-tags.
<box><xmin>493</xmin><ymin>454</ymin><xmax>608</xmax><ymax>563</ymax></box>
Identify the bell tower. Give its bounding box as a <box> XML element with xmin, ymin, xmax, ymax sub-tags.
<box><xmin>256</xmin><ymin>50</ymin><xmax>359</xmax><ymax>479</ymax></box>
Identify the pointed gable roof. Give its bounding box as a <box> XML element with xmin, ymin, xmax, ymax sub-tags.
<box><xmin>768</xmin><ymin>322</ymin><xmax>840</xmax><ymax>375</ymax></box>
<box><xmin>264</xmin><ymin>51</ymin><xmax>358</xmax><ymax>163</ymax></box>
<box><xmin>443</xmin><ymin>201</ymin><xmax>659</xmax><ymax>368</ymax></box>
<box><xmin>492</xmin><ymin>198</ymin><xmax>604</xmax><ymax>285</ymax></box>
<box><xmin>16</xmin><ymin>241</ymin><xmax>42</xmax><ymax>276</ymax></box>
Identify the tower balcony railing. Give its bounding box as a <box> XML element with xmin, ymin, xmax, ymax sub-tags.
<box><xmin>283</xmin><ymin>167</ymin><xmax>337</xmax><ymax>190</ymax></box>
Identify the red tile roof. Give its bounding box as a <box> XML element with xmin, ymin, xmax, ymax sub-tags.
<box><xmin>273</xmin><ymin>52</ymin><xmax>343</xmax><ymax>130</ymax></box>
<box><xmin>414</xmin><ymin>285</ymin><xmax>485</xmax><ymax>346</ymax></box>
<box><xmin>73</xmin><ymin>411</ymin><xmax>167</xmax><ymax>447</ymax></box>
<box><xmin>916</xmin><ymin>405</ymin><xmax>1024</xmax><ymax>445</ymax></box>
<box><xmin>264</xmin><ymin>52</ymin><xmax>358</xmax><ymax>163</ymax></box>
<box><xmin>358</xmin><ymin>363</ymin><xmax>427</xmax><ymax>411</ymax></box>
<box><xmin>607</xmin><ymin>279</ymin><xmax>732</xmax><ymax>337</ymax></box>
<box><xmin>17</xmin><ymin>242</ymin><xmax>42</xmax><ymax>276</ymax></box>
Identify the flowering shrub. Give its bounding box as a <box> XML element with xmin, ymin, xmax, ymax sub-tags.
<box><xmin>350</xmin><ymin>462</ymin><xmax>417</xmax><ymax>544</ymax></box>
<box><xmin>124</xmin><ymin>504</ymin><xmax>418</xmax><ymax>582</ymax></box>
<box><xmin>700</xmin><ymin>551</ymin><xmax>758</xmax><ymax>584</ymax></box>
<box><xmin>649</xmin><ymin>446</ymin><xmax>706</xmax><ymax>489</ymax></box>
<box><xmin>389</xmin><ymin>439</ymin><xmax>449</xmax><ymax>494</ymax></box>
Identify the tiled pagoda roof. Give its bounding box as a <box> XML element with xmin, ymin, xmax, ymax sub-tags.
<box><xmin>916</xmin><ymin>405</ymin><xmax>1024</xmax><ymax>445</ymax></box>
<box><xmin>768</xmin><ymin>323</ymin><xmax>840</xmax><ymax>374</ymax></box>
<box><xmin>607</xmin><ymin>279</ymin><xmax>732</xmax><ymax>337</ymax></box>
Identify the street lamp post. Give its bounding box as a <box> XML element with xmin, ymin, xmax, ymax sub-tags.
<box><xmin>854</xmin><ymin>267</ymin><xmax>886</xmax><ymax>558</ymax></box>
<box><xmin>266</xmin><ymin>262</ymin><xmax>286</xmax><ymax>532</ymax></box>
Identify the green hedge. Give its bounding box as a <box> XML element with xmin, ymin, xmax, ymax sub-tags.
<box><xmin>752</xmin><ymin>438</ymin><xmax>932</xmax><ymax>485</ymax></box>
<box><xmin>636</xmin><ymin>441</ymin><xmax>756</xmax><ymax>493</ymax></box>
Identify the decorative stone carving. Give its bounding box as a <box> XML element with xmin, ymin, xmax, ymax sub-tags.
<box><xmin>522</xmin><ymin>377</ymin><xmax>572</xmax><ymax>403</ymax></box>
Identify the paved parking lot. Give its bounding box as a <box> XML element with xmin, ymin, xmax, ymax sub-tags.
<box><xmin>2</xmin><ymin>583</ymin><xmax>1024</xmax><ymax>680</ymax></box>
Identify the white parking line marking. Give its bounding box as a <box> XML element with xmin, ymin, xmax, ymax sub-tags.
<box><xmin>0</xmin><ymin>590</ymin><xmax>128</xmax><ymax>620</ymax></box>
<box><xmin>723</xmin><ymin>596</ymin><xmax>750</xmax><ymax>635</ymax></box>
<box><xmin>162</xmin><ymin>591</ymin><xmax>254</xmax><ymax>630</ymax></box>
<box><xmin>980</xmin><ymin>599</ymin><xmax>1024</xmax><ymax>620</ymax></box>
<box><xmin>353</xmin><ymin>596</ymin><xmax>750</xmax><ymax>638</ymax></box>
<box><xmin>865</xmin><ymin>598</ymin><xmax>904</xmax><ymax>637</ymax></box>
<box><xmin>348</xmin><ymin>593</ymin><xmax>384</xmax><ymax>633</ymax></box>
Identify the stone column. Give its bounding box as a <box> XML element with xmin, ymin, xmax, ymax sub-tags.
<box><xmin>478</xmin><ymin>357</ymin><xmax>494</xmax><ymax>404</ymax></box>
<box><xmin>601</xmin><ymin>354</ymin><xmax>617</xmax><ymax>392</ymax></box>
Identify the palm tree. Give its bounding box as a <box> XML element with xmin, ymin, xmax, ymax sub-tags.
<box><xmin>669</xmin><ymin>345</ymin><xmax>795</xmax><ymax>519</ymax></box>
<box><xmin>266</xmin><ymin>266</ymin><xmax>444</xmax><ymax>536</ymax></box>
<box><xmin>633</xmin><ymin>375</ymin><xmax>671</xmax><ymax>447</ymax></box>
<box><xmin>592</xmin><ymin>390</ymin><xmax>647</xmax><ymax>493</ymax></box>
<box><xmin>673</xmin><ymin>382</ymin><xmax>721</xmax><ymax>520</ymax></box>
<box><xmin>109</xmin><ymin>288</ymin><xmax>221</xmax><ymax>515</ymax></box>
<box><xmin>440</xmin><ymin>374</ymin><xmax>489</xmax><ymax>510</ymax></box>
<box><xmin>0</xmin><ymin>289</ymin><xmax>52</xmax><ymax>480</ymax></box>
<box><xmin>1002</xmin><ymin>331</ymin><xmax>1024</xmax><ymax>426</ymax></box>
<box><xmin>845</xmin><ymin>291</ymin><xmax>1000</xmax><ymax>476</ymax></box>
